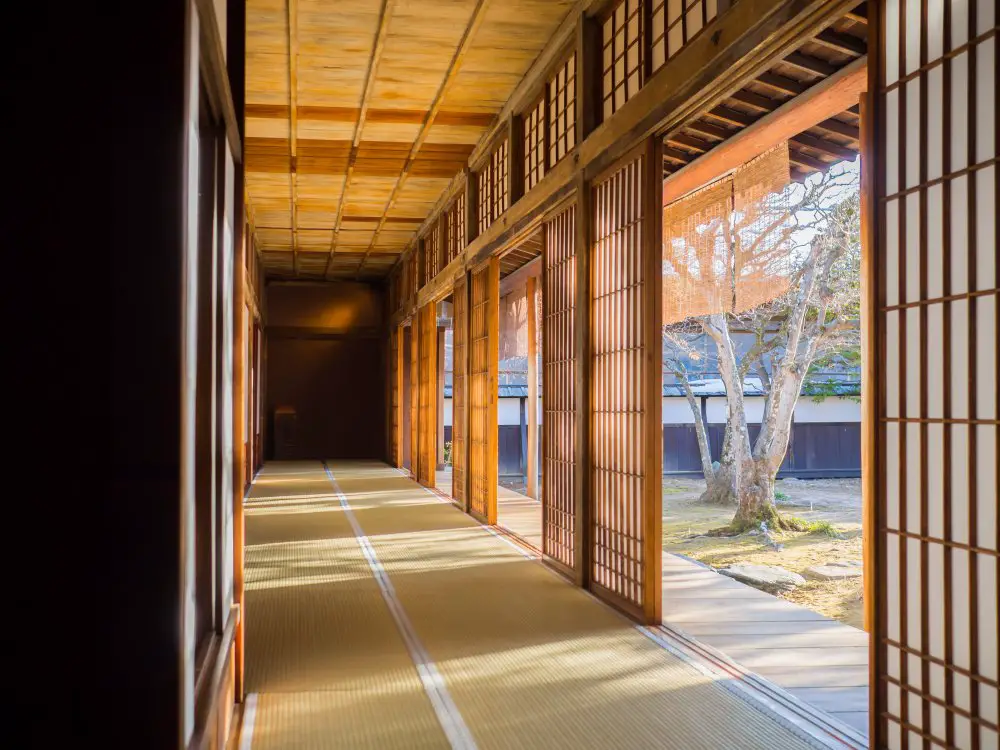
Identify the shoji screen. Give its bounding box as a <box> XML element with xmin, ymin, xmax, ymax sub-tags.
<box><xmin>409</xmin><ymin>321</ymin><xmax>419</xmax><ymax>480</ymax></box>
<box><xmin>469</xmin><ymin>258</ymin><xmax>499</xmax><ymax>524</ymax></box>
<box><xmin>590</xmin><ymin>141</ymin><xmax>663</xmax><ymax>623</ymax></box>
<box><xmin>417</xmin><ymin>303</ymin><xmax>438</xmax><ymax>488</ymax></box>
<box><xmin>542</xmin><ymin>205</ymin><xmax>578</xmax><ymax>575</ymax></box>
<box><xmin>452</xmin><ymin>275</ymin><xmax>470</xmax><ymax>510</ymax></box>
<box><xmin>874</xmin><ymin>0</ymin><xmax>998</xmax><ymax>746</ymax></box>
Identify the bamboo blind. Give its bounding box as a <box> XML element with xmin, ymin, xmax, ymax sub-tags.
<box><xmin>469</xmin><ymin>259</ymin><xmax>499</xmax><ymax>524</ymax></box>
<box><xmin>452</xmin><ymin>275</ymin><xmax>470</xmax><ymax>509</ymax></box>
<box><xmin>543</xmin><ymin>205</ymin><xmax>577</xmax><ymax>572</ymax></box>
<box><xmin>601</xmin><ymin>0</ymin><xmax>644</xmax><ymax>121</ymax></box>
<box><xmin>409</xmin><ymin>320</ymin><xmax>419</xmax><ymax>480</ymax></box>
<box><xmin>417</xmin><ymin>303</ymin><xmax>438</xmax><ymax>487</ymax></box>
<box><xmin>591</xmin><ymin>146</ymin><xmax>662</xmax><ymax>622</ymax></box>
<box><xmin>874</xmin><ymin>0</ymin><xmax>998</xmax><ymax>747</ymax></box>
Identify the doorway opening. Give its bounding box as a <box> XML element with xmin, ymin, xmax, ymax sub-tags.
<box><xmin>494</xmin><ymin>230</ymin><xmax>544</xmax><ymax>549</ymax></box>
<box><xmin>658</xmin><ymin>4</ymin><xmax>870</xmax><ymax>738</ymax></box>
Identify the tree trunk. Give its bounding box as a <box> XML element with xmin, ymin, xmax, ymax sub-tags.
<box><xmin>731</xmin><ymin>461</ymin><xmax>779</xmax><ymax>531</ymax></box>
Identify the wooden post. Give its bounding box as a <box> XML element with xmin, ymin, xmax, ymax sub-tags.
<box><xmin>641</xmin><ymin>135</ymin><xmax>663</xmax><ymax>625</ymax></box>
<box><xmin>464</xmin><ymin>166</ymin><xmax>477</xmax><ymax>246</ymax></box>
<box><xmin>508</xmin><ymin>113</ymin><xmax>525</xmax><ymax>205</ymax></box>
<box><xmin>410</xmin><ymin>320</ymin><xmax>419</xmax><ymax>480</ymax></box>
<box><xmin>437</xmin><ymin>325</ymin><xmax>446</xmax><ymax>470</ymax></box>
<box><xmin>395</xmin><ymin>324</ymin><xmax>406</xmax><ymax>468</ymax></box>
<box><xmin>231</xmin><ymin>219</ymin><xmax>246</xmax><ymax>701</ymax></box>
<box><xmin>859</xmin><ymin>91</ymin><xmax>875</xmax><ymax>635</ymax></box>
<box><xmin>486</xmin><ymin>257</ymin><xmax>500</xmax><ymax>525</ymax></box>
<box><xmin>575</xmin><ymin>12</ymin><xmax>601</xmax><ymax>145</ymax></box>
<box><xmin>526</xmin><ymin>275</ymin><xmax>539</xmax><ymax>500</ymax></box>
<box><xmin>573</xmin><ymin>173</ymin><xmax>591</xmax><ymax>588</ymax></box>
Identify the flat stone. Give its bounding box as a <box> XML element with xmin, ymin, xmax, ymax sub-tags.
<box><xmin>719</xmin><ymin>564</ymin><xmax>806</xmax><ymax>592</ymax></box>
<box><xmin>807</xmin><ymin>564</ymin><xmax>864</xmax><ymax>581</ymax></box>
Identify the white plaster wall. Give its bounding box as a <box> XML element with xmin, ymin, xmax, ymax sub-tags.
<box><xmin>793</xmin><ymin>397</ymin><xmax>862</xmax><ymax>423</ymax></box>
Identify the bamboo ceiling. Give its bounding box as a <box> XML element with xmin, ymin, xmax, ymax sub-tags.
<box><xmin>245</xmin><ymin>0</ymin><xmax>577</xmax><ymax>281</ymax></box>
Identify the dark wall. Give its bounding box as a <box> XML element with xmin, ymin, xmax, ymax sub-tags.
<box><xmin>663</xmin><ymin>423</ymin><xmax>861</xmax><ymax>478</ymax></box>
<box><xmin>265</xmin><ymin>281</ymin><xmax>386</xmax><ymax>461</ymax></box>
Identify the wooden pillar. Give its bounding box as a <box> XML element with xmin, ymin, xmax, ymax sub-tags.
<box><xmin>409</xmin><ymin>320</ymin><xmax>419</xmax><ymax>480</ymax></box>
<box><xmin>508</xmin><ymin>113</ymin><xmax>525</xmax><ymax>205</ymax></box>
<box><xmin>859</xmin><ymin>91</ymin><xmax>875</xmax><ymax>635</ymax></box>
<box><xmin>231</xmin><ymin>220</ymin><xmax>246</xmax><ymax>701</ymax></box>
<box><xmin>526</xmin><ymin>275</ymin><xmax>539</xmax><ymax>500</ymax></box>
<box><xmin>486</xmin><ymin>258</ymin><xmax>500</xmax><ymax>524</ymax></box>
<box><xmin>437</xmin><ymin>325</ymin><xmax>446</xmax><ymax>469</ymax></box>
<box><xmin>640</xmin><ymin>135</ymin><xmax>663</xmax><ymax>625</ymax></box>
<box><xmin>573</xmin><ymin>173</ymin><xmax>591</xmax><ymax>587</ymax></box>
<box><xmin>575</xmin><ymin>12</ymin><xmax>601</xmax><ymax>144</ymax></box>
<box><xmin>464</xmin><ymin>166</ymin><xmax>478</xmax><ymax>245</ymax></box>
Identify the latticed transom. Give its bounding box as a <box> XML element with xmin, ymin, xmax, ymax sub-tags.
<box><xmin>478</xmin><ymin>140</ymin><xmax>510</xmax><ymax>234</ymax></box>
<box><xmin>650</xmin><ymin>0</ymin><xmax>720</xmax><ymax>72</ymax></box>
<box><xmin>445</xmin><ymin>191</ymin><xmax>466</xmax><ymax>265</ymax></box>
<box><xmin>548</xmin><ymin>54</ymin><xmax>577</xmax><ymax>167</ymax></box>
<box><xmin>602</xmin><ymin>0</ymin><xmax>644</xmax><ymax>120</ymax></box>
<box><xmin>524</xmin><ymin>97</ymin><xmax>546</xmax><ymax>193</ymax></box>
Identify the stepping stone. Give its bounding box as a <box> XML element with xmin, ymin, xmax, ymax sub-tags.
<box><xmin>807</xmin><ymin>564</ymin><xmax>864</xmax><ymax>581</ymax></box>
<box><xmin>719</xmin><ymin>564</ymin><xmax>806</xmax><ymax>592</ymax></box>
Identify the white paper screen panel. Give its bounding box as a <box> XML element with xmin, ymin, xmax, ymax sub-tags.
<box><xmin>876</xmin><ymin>0</ymin><xmax>997</xmax><ymax>747</ymax></box>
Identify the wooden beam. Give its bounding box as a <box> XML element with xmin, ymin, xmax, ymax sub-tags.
<box><xmin>526</xmin><ymin>275</ymin><xmax>539</xmax><ymax>500</ymax></box>
<box><xmin>663</xmin><ymin>55</ymin><xmax>867</xmax><ymax>203</ymax></box>
<box><xmin>783</xmin><ymin>51</ymin><xmax>838</xmax><ymax>77</ymax></box>
<box><xmin>356</xmin><ymin>0</ymin><xmax>494</xmax><ymax>277</ymax></box>
<box><xmin>391</xmin><ymin>0</ymin><xmax>862</xmax><ymax>328</ymax></box>
<box><xmin>755</xmin><ymin>71</ymin><xmax>809</xmax><ymax>96</ymax></box>
<box><xmin>790</xmin><ymin>131</ymin><xmax>858</xmax><ymax>161</ymax></box>
<box><xmin>814</xmin><ymin>28</ymin><xmax>867</xmax><ymax>56</ymax></box>
<box><xmin>324</xmin><ymin>0</ymin><xmax>394</xmax><ymax>279</ymax></box>
<box><xmin>498</xmin><ymin>254</ymin><xmax>542</xmax><ymax>296</ymax></box>
<box><xmin>789</xmin><ymin>149</ymin><xmax>829</xmax><ymax>171</ymax></box>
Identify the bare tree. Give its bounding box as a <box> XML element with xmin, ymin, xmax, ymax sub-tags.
<box><xmin>664</xmin><ymin>165</ymin><xmax>861</xmax><ymax>530</ymax></box>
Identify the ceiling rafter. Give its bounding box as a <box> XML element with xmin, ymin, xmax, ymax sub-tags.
<box><xmin>355</xmin><ymin>0</ymin><xmax>494</xmax><ymax>279</ymax></box>
<box><xmin>286</xmin><ymin>0</ymin><xmax>301</xmax><ymax>276</ymax></box>
<box><xmin>323</xmin><ymin>0</ymin><xmax>396</xmax><ymax>279</ymax></box>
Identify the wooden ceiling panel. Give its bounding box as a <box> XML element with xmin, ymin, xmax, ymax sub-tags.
<box><xmin>247</xmin><ymin>0</ymin><xmax>576</xmax><ymax>278</ymax></box>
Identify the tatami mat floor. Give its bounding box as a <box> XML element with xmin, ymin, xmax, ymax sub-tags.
<box><xmin>242</xmin><ymin>460</ymin><xmax>829</xmax><ymax>749</ymax></box>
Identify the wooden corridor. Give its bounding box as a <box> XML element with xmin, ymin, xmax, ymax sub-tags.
<box><xmin>242</xmin><ymin>461</ymin><xmax>839</xmax><ymax>749</ymax></box>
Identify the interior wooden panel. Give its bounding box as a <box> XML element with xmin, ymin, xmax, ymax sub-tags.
<box><xmin>409</xmin><ymin>320</ymin><xmax>419</xmax><ymax>479</ymax></box>
<box><xmin>873</xmin><ymin>0</ymin><xmax>999</xmax><ymax>747</ymax></box>
<box><xmin>389</xmin><ymin>328</ymin><xmax>403</xmax><ymax>466</ymax></box>
<box><xmin>417</xmin><ymin>303</ymin><xmax>438</xmax><ymax>487</ymax></box>
<box><xmin>542</xmin><ymin>205</ymin><xmax>577</xmax><ymax>574</ymax></box>
<box><xmin>590</xmin><ymin>145</ymin><xmax>662</xmax><ymax>623</ymax></box>
<box><xmin>469</xmin><ymin>258</ymin><xmax>499</xmax><ymax>524</ymax></box>
<box><xmin>245</xmin><ymin>0</ymin><xmax>576</xmax><ymax>280</ymax></box>
<box><xmin>452</xmin><ymin>274</ymin><xmax>470</xmax><ymax>509</ymax></box>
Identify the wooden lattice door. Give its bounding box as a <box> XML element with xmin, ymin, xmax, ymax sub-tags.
<box><xmin>452</xmin><ymin>275</ymin><xmax>470</xmax><ymax>510</ymax></box>
<box><xmin>589</xmin><ymin>141</ymin><xmax>663</xmax><ymax>623</ymax></box>
<box><xmin>469</xmin><ymin>258</ymin><xmax>499</xmax><ymax>524</ymax></box>
<box><xmin>417</xmin><ymin>303</ymin><xmax>438</xmax><ymax>488</ymax></box>
<box><xmin>872</xmin><ymin>0</ymin><xmax>998</xmax><ymax>746</ymax></box>
<box><xmin>542</xmin><ymin>205</ymin><xmax>578</xmax><ymax>577</ymax></box>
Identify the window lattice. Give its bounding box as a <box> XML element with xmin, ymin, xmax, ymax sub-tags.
<box><xmin>602</xmin><ymin>0</ymin><xmax>644</xmax><ymax>121</ymax></box>
<box><xmin>446</xmin><ymin>191</ymin><xmax>466</xmax><ymax>265</ymax></box>
<box><xmin>477</xmin><ymin>140</ymin><xmax>509</xmax><ymax>234</ymax></box>
<box><xmin>524</xmin><ymin>97</ymin><xmax>546</xmax><ymax>193</ymax></box>
<box><xmin>651</xmin><ymin>0</ymin><xmax>719</xmax><ymax>72</ymax></box>
<box><xmin>548</xmin><ymin>54</ymin><xmax>576</xmax><ymax>166</ymax></box>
